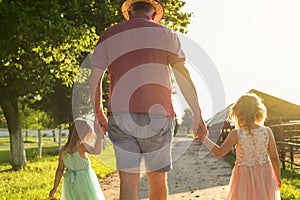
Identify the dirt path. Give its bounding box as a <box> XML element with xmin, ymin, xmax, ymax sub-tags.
<box><xmin>100</xmin><ymin>138</ymin><xmax>232</xmax><ymax>200</ymax></box>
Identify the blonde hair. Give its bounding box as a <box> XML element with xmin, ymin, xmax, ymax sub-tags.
<box><xmin>230</xmin><ymin>93</ymin><xmax>267</xmax><ymax>133</ymax></box>
<box><xmin>61</xmin><ymin>118</ymin><xmax>94</xmax><ymax>155</ymax></box>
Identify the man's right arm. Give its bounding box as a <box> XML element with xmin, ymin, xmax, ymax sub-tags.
<box><xmin>89</xmin><ymin>67</ymin><xmax>108</xmax><ymax>134</ymax></box>
<box><xmin>171</xmin><ymin>61</ymin><xmax>208</xmax><ymax>138</ymax></box>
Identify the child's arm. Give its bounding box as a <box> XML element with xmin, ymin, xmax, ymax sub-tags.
<box><xmin>267</xmin><ymin>127</ymin><xmax>281</xmax><ymax>187</ymax></box>
<box><xmin>201</xmin><ymin>130</ymin><xmax>238</xmax><ymax>158</ymax></box>
<box><xmin>83</xmin><ymin>128</ymin><xmax>104</xmax><ymax>155</ymax></box>
<box><xmin>49</xmin><ymin>151</ymin><xmax>65</xmax><ymax>198</ymax></box>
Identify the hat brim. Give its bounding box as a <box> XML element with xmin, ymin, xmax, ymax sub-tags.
<box><xmin>121</xmin><ymin>0</ymin><xmax>164</xmax><ymax>23</ymax></box>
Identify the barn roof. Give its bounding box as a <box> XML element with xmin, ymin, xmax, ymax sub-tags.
<box><xmin>206</xmin><ymin>89</ymin><xmax>300</xmax><ymax>126</ymax></box>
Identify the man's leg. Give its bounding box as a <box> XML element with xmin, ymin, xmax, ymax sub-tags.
<box><xmin>108</xmin><ymin>113</ymin><xmax>143</xmax><ymax>200</ymax></box>
<box><xmin>140</xmin><ymin>115</ymin><xmax>173</xmax><ymax>200</ymax></box>
<box><xmin>119</xmin><ymin>171</ymin><xmax>140</xmax><ymax>200</ymax></box>
<box><xmin>147</xmin><ymin>171</ymin><xmax>168</xmax><ymax>200</ymax></box>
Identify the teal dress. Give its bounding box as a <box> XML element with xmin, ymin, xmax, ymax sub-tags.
<box><xmin>61</xmin><ymin>152</ymin><xmax>105</xmax><ymax>200</ymax></box>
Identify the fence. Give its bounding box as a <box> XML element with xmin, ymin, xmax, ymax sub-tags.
<box><xmin>211</xmin><ymin>122</ymin><xmax>300</xmax><ymax>170</ymax></box>
<box><xmin>270</xmin><ymin>123</ymin><xmax>300</xmax><ymax>170</ymax></box>
<box><xmin>0</xmin><ymin>129</ymin><xmax>68</xmax><ymax>158</ymax></box>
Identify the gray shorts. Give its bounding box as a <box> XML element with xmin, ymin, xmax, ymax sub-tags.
<box><xmin>108</xmin><ymin>112</ymin><xmax>174</xmax><ymax>172</ymax></box>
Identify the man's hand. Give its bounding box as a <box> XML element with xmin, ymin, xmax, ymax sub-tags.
<box><xmin>94</xmin><ymin>112</ymin><xmax>108</xmax><ymax>136</ymax></box>
<box><xmin>193</xmin><ymin>118</ymin><xmax>208</xmax><ymax>141</ymax></box>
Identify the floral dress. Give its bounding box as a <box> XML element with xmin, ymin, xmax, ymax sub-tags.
<box><xmin>227</xmin><ymin>126</ymin><xmax>281</xmax><ymax>200</ymax></box>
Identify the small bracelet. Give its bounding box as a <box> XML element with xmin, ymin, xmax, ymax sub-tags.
<box><xmin>203</xmin><ymin>136</ymin><xmax>216</xmax><ymax>151</ymax></box>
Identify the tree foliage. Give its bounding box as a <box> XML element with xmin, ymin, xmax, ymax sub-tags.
<box><xmin>181</xmin><ymin>108</ymin><xmax>193</xmax><ymax>134</ymax></box>
<box><xmin>0</xmin><ymin>107</ymin><xmax>7</xmax><ymax>128</ymax></box>
<box><xmin>19</xmin><ymin>102</ymin><xmax>54</xmax><ymax>129</ymax></box>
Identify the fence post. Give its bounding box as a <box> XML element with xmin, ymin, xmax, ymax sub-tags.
<box><xmin>281</xmin><ymin>143</ymin><xmax>285</xmax><ymax>170</ymax></box>
<box><xmin>25</xmin><ymin>130</ymin><xmax>29</xmax><ymax>141</ymax></box>
<box><xmin>290</xmin><ymin>145</ymin><xmax>294</xmax><ymax>170</ymax></box>
<box><xmin>38</xmin><ymin>129</ymin><xmax>42</xmax><ymax>157</ymax></box>
<box><xmin>58</xmin><ymin>129</ymin><xmax>62</xmax><ymax>150</ymax></box>
<box><xmin>52</xmin><ymin>130</ymin><xmax>56</xmax><ymax>142</ymax></box>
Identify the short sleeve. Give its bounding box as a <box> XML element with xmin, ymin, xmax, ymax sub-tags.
<box><xmin>166</xmin><ymin>30</ymin><xmax>185</xmax><ymax>65</ymax></box>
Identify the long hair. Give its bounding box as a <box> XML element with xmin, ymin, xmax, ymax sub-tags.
<box><xmin>61</xmin><ymin>118</ymin><xmax>94</xmax><ymax>155</ymax></box>
<box><xmin>230</xmin><ymin>93</ymin><xmax>267</xmax><ymax>133</ymax></box>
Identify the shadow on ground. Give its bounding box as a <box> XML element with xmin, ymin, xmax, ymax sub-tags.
<box><xmin>139</xmin><ymin>140</ymin><xmax>232</xmax><ymax>199</ymax></box>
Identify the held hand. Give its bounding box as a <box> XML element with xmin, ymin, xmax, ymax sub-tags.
<box><xmin>94</xmin><ymin>119</ymin><xmax>106</xmax><ymax>138</ymax></box>
<box><xmin>277</xmin><ymin>179</ymin><xmax>282</xmax><ymax>188</ymax></box>
<box><xmin>195</xmin><ymin>129</ymin><xmax>208</xmax><ymax>142</ymax></box>
<box><xmin>101</xmin><ymin>119</ymin><xmax>108</xmax><ymax>134</ymax></box>
<box><xmin>95</xmin><ymin>111</ymin><xmax>108</xmax><ymax>135</ymax></box>
<box><xmin>196</xmin><ymin>133</ymin><xmax>206</xmax><ymax>142</ymax></box>
<box><xmin>193</xmin><ymin>118</ymin><xmax>208</xmax><ymax>141</ymax></box>
<box><xmin>49</xmin><ymin>188</ymin><xmax>56</xmax><ymax>198</ymax></box>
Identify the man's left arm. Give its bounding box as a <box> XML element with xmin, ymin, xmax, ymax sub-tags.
<box><xmin>171</xmin><ymin>61</ymin><xmax>208</xmax><ymax>139</ymax></box>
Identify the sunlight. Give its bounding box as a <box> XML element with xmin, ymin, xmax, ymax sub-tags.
<box><xmin>183</xmin><ymin>0</ymin><xmax>300</xmax><ymax>107</ymax></box>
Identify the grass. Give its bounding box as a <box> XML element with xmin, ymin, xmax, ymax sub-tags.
<box><xmin>3</xmin><ymin>139</ymin><xmax>299</xmax><ymax>199</ymax></box>
<box><xmin>225</xmin><ymin>153</ymin><xmax>300</xmax><ymax>200</ymax></box>
<box><xmin>0</xmin><ymin>156</ymin><xmax>64</xmax><ymax>200</ymax></box>
<box><xmin>0</xmin><ymin>138</ymin><xmax>10</xmax><ymax>146</ymax></box>
<box><xmin>0</xmin><ymin>145</ymin><xmax>62</xmax><ymax>164</ymax></box>
<box><xmin>0</xmin><ymin>136</ymin><xmax>66</xmax><ymax>146</ymax></box>
<box><xmin>0</xmin><ymin>140</ymin><xmax>116</xmax><ymax>200</ymax></box>
<box><xmin>280</xmin><ymin>166</ymin><xmax>300</xmax><ymax>200</ymax></box>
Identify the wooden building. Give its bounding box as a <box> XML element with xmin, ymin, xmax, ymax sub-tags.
<box><xmin>206</xmin><ymin>89</ymin><xmax>300</xmax><ymax>144</ymax></box>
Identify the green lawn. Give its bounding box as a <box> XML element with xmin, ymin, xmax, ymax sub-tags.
<box><xmin>3</xmin><ymin>141</ymin><xmax>299</xmax><ymax>199</ymax></box>
<box><xmin>0</xmin><ymin>144</ymin><xmax>64</xmax><ymax>164</ymax></box>
<box><xmin>0</xmin><ymin>140</ymin><xmax>116</xmax><ymax>200</ymax></box>
<box><xmin>0</xmin><ymin>136</ymin><xmax>67</xmax><ymax>146</ymax></box>
<box><xmin>225</xmin><ymin>153</ymin><xmax>300</xmax><ymax>200</ymax></box>
<box><xmin>280</xmin><ymin>167</ymin><xmax>300</xmax><ymax>200</ymax></box>
<box><xmin>0</xmin><ymin>138</ymin><xmax>10</xmax><ymax>146</ymax></box>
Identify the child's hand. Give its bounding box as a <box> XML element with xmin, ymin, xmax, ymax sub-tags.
<box><xmin>277</xmin><ymin>179</ymin><xmax>282</xmax><ymax>188</ymax></box>
<box><xmin>194</xmin><ymin>120</ymin><xmax>208</xmax><ymax>141</ymax></box>
<box><xmin>198</xmin><ymin>134</ymin><xmax>206</xmax><ymax>142</ymax></box>
<box><xmin>94</xmin><ymin>119</ymin><xmax>106</xmax><ymax>138</ymax></box>
<box><xmin>49</xmin><ymin>188</ymin><xmax>57</xmax><ymax>198</ymax></box>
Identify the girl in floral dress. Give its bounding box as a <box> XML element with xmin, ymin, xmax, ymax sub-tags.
<box><xmin>200</xmin><ymin>93</ymin><xmax>281</xmax><ymax>200</ymax></box>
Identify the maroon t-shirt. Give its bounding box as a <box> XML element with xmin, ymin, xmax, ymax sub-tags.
<box><xmin>92</xmin><ymin>15</ymin><xmax>185</xmax><ymax>117</ymax></box>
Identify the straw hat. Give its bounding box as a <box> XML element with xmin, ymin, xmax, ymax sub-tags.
<box><xmin>121</xmin><ymin>0</ymin><xmax>164</xmax><ymax>22</ymax></box>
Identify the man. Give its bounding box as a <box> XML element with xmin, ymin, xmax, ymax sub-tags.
<box><xmin>89</xmin><ymin>1</ymin><xmax>208</xmax><ymax>199</ymax></box>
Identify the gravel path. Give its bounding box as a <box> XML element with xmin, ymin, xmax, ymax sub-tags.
<box><xmin>100</xmin><ymin>139</ymin><xmax>232</xmax><ymax>200</ymax></box>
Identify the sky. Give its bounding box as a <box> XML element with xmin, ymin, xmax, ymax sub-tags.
<box><xmin>176</xmin><ymin>0</ymin><xmax>300</xmax><ymax>120</ymax></box>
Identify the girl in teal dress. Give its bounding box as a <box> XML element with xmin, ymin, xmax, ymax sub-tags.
<box><xmin>49</xmin><ymin>118</ymin><xmax>105</xmax><ymax>200</ymax></box>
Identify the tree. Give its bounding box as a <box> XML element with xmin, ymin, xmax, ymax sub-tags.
<box><xmin>19</xmin><ymin>101</ymin><xmax>54</xmax><ymax>129</ymax></box>
<box><xmin>0</xmin><ymin>0</ymin><xmax>192</xmax><ymax>170</ymax></box>
<box><xmin>181</xmin><ymin>108</ymin><xmax>193</xmax><ymax>134</ymax></box>
<box><xmin>0</xmin><ymin>0</ymin><xmax>97</xmax><ymax>170</ymax></box>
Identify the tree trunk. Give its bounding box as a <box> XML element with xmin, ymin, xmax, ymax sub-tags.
<box><xmin>0</xmin><ymin>96</ymin><xmax>27</xmax><ymax>170</ymax></box>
